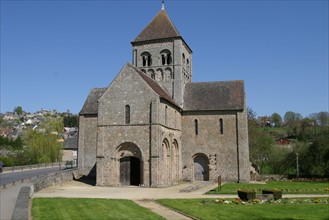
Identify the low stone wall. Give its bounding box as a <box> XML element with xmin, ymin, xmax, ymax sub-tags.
<box><xmin>31</xmin><ymin>168</ymin><xmax>77</xmax><ymax>193</ymax></box>
<box><xmin>251</xmin><ymin>174</ymin><xmax>288</xmax><ymax>182</ymax></box>
<box><xmin>11</xmin><ymin>169</ymin><xmax>77</xmax><ymax>220</ymax></box>
<box><xmin>12</xmin><ymin>187</ymin><xmax>31</xmax><ymax>220</ymax></box>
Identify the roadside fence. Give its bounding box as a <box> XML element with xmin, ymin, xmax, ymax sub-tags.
<box><xmin>1</xmin><ymin>161</ymin><xmax>76</xmax><ymax>173</ymax></box>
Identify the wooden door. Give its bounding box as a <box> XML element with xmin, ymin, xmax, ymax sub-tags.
<box><xmin>120</xmin><ymin>157</ymin><xmax>130</xmax><ymax>185</ymax></box>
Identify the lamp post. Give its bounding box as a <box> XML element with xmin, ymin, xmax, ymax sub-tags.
<box><xmin>296</xmin><ymin>152</ymin><xmax>299</xmax><ymax>178</ymax></box>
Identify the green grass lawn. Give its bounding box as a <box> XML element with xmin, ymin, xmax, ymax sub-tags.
<box><xmin>206</xmin><ymin>181</ymin><xmax>329</xmax><ymax>194</ymax></box>
<box><xmin>32</xmin><ymin>198</ymin><xmax>165</xmax><ymax>220</ymax></box>
<box><xmin>157</xmin><ymin>198</ymin><xmax>329</xmax><ymax>220</ymax></box>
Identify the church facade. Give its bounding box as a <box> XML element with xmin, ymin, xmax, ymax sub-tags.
<box><xmin>78</xmin><ymin>5</ymin><xmax>250</xmax><ymax>187</ymax></box>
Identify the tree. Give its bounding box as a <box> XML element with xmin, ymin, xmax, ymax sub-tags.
<box><xmin>247</xmin><ymin>107</ymin><xmax>276</xmax><ymax>174</ymax></box>
<box><xmin>247</xmin><ymin>107</ymin><xmax>257</xmax><ymax>121</ymax></box>
<box><xmin>41</xmin><ymin>117</ymin><xmax>64</xmax><ymax>136</ymax></box>
<box><xmin>317</xmin><ymin>111</ymin><xmax>329</xmax><ymax>126</ymax></box>
<box><xmin>284</xmin><ymin>111</ymin><xmax>302</xmax><ymax>125</ymax></box>
<box><xmin>14</xmin><ymin>106</ymin><xmax>23</xmax><ymax>115</ymax></box>
<box><xmin>270</xmin><ymin>113</ymin><xmax>282</xmax><ymax>127</ymax></box>
<box><xmin>63</xmin><ymin>115</ymin><xmax>79</xmax><ymax>127</ymax></box>
<box><xmin>23</xmin><ymin>129</ymin><xmax>62</xmax><ymax>163</ymax></box>
<box><xmin>23</xmin><ymin>117</ymin><xmax>63</xmax><ymax>164</ymax></box>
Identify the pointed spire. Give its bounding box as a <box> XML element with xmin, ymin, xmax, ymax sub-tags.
<box><xmin>132</xmin><ymin>6</ymin><xmax>181</xmax><ymax>43</ymax></box>
<box><xmin>161</xmin><ymin>0</ymin><xmax>165</xmax><ymax>10</ymax></box>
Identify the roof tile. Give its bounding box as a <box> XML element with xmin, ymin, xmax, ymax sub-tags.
<box><xmin>183</xmin><ymin>81</ymin><xmax>245</xmax><ymax>111</ymax></box>
<box><xmin>132</xmin><ymin>10</ymin><xmax>181</xmax><ymax>43</ymax></box>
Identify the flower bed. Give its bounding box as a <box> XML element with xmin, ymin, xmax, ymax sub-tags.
<box><xmin>203</xmin><ymin>197</ymin><xmax>329</xmax><ymax>205</ymax></box>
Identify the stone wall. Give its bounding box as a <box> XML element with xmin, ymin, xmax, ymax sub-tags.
<box><xmin>78</xmin><ymin>115</ymin><xmax>98</xmax><ymax>176</ymax></box>
<box><xmin>12</xmin><ymin>169</ymin><xmax>76</xmax><ymax>220</ymax></box>
<box><xmin>32</xmin><ymin>169</ymin><xmax>76</xmax><ymax>192</ymax></box>
<box><xmin>12</xmin><ymin>187</ymin><xmax>30</xmax><ymax>220</ymax></box>
<box><xmin>132</xmin><ymin>38</ymin><xmax>192</xmax><ymax>106</ymax></box>
<box><xmin>181</xmin><ymin>110</ymin><xmax>249</xmax><ymax>182</ymax></box>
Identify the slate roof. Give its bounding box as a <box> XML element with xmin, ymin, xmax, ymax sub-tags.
<box><xmin>183</xmin><ymin>81</ymin><xmax>245</xmax><ymax>111</ymax></box>
<box><xmin>132</xmin><ymin>9</ymin><xmax>181</xmax><ymax>43</ymax></box>
<box><xmin>128</xmin><ymin>64</ymin><xmax>179</xmax><ymax>107</ymax></box>
<box><xmin>79</xmin><ymin>88</ymin><xmax>106</xmax><ymax>115</ymax></box>
<box><xmin>63</xmin><ymin>137</ymin><xmax>78</xmax><ymax>150</ymax></box>
<box><xmin>79</xmin><ymin>64</ymin><xmax>178</xmax><ymax>115</ymax></box>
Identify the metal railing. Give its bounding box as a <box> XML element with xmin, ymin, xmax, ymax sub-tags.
<box><xmin>1</xmin><ymin>161</ymin><xmax>77</xmax><ymax>173</ymax></box>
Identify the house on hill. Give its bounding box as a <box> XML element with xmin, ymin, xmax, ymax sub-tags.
<box><xmin>78</xmin><ymin>3</ymin><xmax>250</xmax><ymax>187</ymax></box>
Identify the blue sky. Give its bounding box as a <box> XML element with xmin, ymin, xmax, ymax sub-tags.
<box><xmin>1</xmin><ymin>0</ymin><xmax>328</xmax><ymax>118</ymax></box>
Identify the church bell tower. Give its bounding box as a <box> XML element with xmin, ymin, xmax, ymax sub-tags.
<box><xmin>131</xmin><ymin>2</ymin><xmax>192</xmax><ymax>107</ymax></box>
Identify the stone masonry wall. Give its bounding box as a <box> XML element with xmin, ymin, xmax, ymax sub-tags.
<box><xmin>181</xmin><ymin>111</ymin><xmax>242</xmax><ymax>182</ymax></box>
<box><xmin>78</xmin><ymin>115</ymin><xmax>98</xmax><ymax>176</ymax></box>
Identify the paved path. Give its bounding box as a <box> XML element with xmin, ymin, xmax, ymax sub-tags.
<box><xmin>134</xmin><ymin>199</ymin><xmax>192</xmax><ymax>220</ymax></box>
<box><xmin>33</xmin><ymin>181</ymin><xmax>226</xmax><ymax>200</ymax></box>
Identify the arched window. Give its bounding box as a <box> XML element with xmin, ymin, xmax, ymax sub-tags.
<box><xmin>148</xmin><ymin>55</ymin><xmax>152</xmax><ymax>66</ymax></box>
<box><xmin>155</xmin><ymin>68</ymin><xmax>163</xmax><ymax>81</ymax></box>
<box><xmin>186</xmin><ymin>58</ymin><xmax>190</xmax><ymax>72</ymax></box>
<box><xmin>220</xmin><ymin>118</ymin><xmax>223</xmax><ymax>134</ymax></box>
<box><xmin>148</xmin><ymin>69</ymin><xmax>155</xmax><ymax>80</ymax></box>
<box><xmin>167</xmin><ymin>54</ymin><xmax>172</xmax><ymax>65</ymax></box>
<box><xmin>160</xmin><ymin>50</ymin><xmax>172</xmax><ymax>65</ymax></box>
<box><xmin>141</xmin><ymin>52</ymin><xmax>152</xmax><ymax>67</ymax></box>
<box><xmin>125</xmin><ymin>105</ymin><xmax>130</xmax><ymax>124</ymax></box>
<box><xmin>161</xmin><ymin>54</ymin><xmax>166</xmax><ymax>65</ymax></box>
<box><xmin>195</xmin><ymin>119</ymin><xmax>198</xmax><ymax>135</ymax></box>
<box><xmin>165</xmin><ymin>67</ymin><xmax>172</xmax><ymax>81</ymax></box>
<box><xmin>182</xmin><ymin>53</ymin><xmax>185</xmax><ymax>68</ymax></box>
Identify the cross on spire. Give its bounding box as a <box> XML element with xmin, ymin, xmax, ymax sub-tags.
<box><xmin>161</xmin><ymin>0</ymin><xmax>165</xmax><ymax>10</ymax></box>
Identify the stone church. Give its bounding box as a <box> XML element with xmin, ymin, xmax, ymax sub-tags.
<box><xmin>78</xmin><ymin>3</ymin><xmax>250</xmax><ymax>187</ymax></box>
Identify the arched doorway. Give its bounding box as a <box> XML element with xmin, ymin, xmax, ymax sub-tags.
<box><xmin>116</xmin><ymin>142</ymin><xmax>142</xmax><ymax>186</ymax></box>
<box><xmin>120</xmin><ymin>156</ymin><xmax>140</xmax><ymax>186</ymax></box>
<box><xmin>193</xmin><ymin>154</ymin><xmax>209</xmax><ymax>181</ymax></box>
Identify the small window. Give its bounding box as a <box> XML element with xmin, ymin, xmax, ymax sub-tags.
<box><xmin>186</xmin><ymin>59</ymin><xmax>190</xmax><ymax>72</ymax></box>
<box><xmin>125</xmin><ymin>105</ymin><xmax>130</xmax><ymax>124</ymax></box>
<box><xmin>165</xmin><ymin>106</ymin><xmax>168</xmax><ymax>125</ymax></box>
<box><xmin>195</xmin><ymin>119</ymin><xmax>198</xmax><ymax>135</ymax></box>
<box><xmin>161</xmin><ymin>54</ymin><xmax>166</xmax><ymax>65</ymax></box>
<box><xmin>220</xmin><ymin>118</ymin><xmax>223</xmax><ymax>134</ymax></box>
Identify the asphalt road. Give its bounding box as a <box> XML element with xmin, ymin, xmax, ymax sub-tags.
<box><xmin>0</xmin><ymin>166</ymin><xmax>63</xmax><ymax>186</ymax></box>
